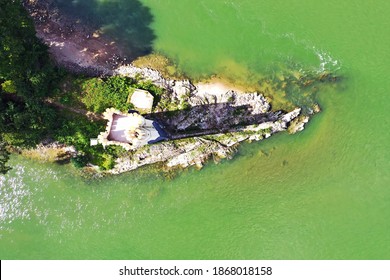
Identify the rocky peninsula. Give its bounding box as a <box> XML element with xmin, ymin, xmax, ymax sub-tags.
<box><xmin>21</xmin><ymin>0</ymin><xmax>325</xmax><ymax>175</ymax></box>
<box><xmin>108</xmin><ymin>64</ymin><xmax>309</xmax><ymax>174</ymax></box>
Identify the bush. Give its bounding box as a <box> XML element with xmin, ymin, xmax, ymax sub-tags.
<box><xmin>80</xmin><ymin>76</ymin><xmax>135</xmax><ymax>113</ymax></box>
<box><xmin>1</xmin><ymin>80</ymin><xmax>17</xmax><ymax>93</ymax></box>
<box><xmin>71</xmin><ymin>155</ymin><xmax>89</xmax><ymax>168</ymax></box>
<box><xmin>97</xmin><ymin>153</ymin><xmax>116</xmax><ymax>170</ymax></box>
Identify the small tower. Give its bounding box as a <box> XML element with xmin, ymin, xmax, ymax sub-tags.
<box><xmin>93</xmin><ymin>108</ymin><xmax>167</xmax><ymax>150</ymax></box>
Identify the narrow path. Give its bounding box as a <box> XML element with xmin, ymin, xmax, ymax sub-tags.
<box><xmin>44</xmin><ymin>98</ymin><xmax>103</xmax><ymax>121</ymax></box>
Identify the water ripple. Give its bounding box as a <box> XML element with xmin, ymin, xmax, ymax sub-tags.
<box><xmin>0</xmin><ymin>165</ymin><xmax>32</xmax><ymax>229</ymax></box>
<box><xmin>0</xmin><ymin>164</ymin><xmax>59</xmax><ymax>231</ymax></box>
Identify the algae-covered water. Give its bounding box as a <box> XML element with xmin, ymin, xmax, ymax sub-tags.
<box><xmin>1</xmin><ymin>0</ymin><xmax>389</xmax><ymax>259</ymax></box>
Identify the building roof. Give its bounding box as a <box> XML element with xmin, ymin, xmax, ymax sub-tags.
<box><xmin>95</xmin><ymin>108</ymin><xmax>166</xmax><ymax>150</ymax></box>
<box><xmin>130</xmin><ymin>89</ymin><xmax>154</xmax><ymax>113</ymax></box>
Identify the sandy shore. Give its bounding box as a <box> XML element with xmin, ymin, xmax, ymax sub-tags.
<box><xmin>195</xmin><ymin>80</ymin><xmax>243</xmax><ymax>96</ymax></box>
<box><xmin>24</xmin><ymin>0</ymin><xmax>255</xmax><ymax>95</ymax></box>
<box><xmin>24</xmin><ymin>0</ymin><xmax>128</xmax><ymax>74</ymax></box>
<box><xmin>23</xmin><ymin>0</ymin><xmax>255</xmax><ymax>100</ymax></box>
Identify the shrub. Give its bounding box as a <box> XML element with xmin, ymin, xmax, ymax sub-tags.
<box><xmin>71</xmin><ymin>155</ymin><xmax>89</xmax><ymax>168</ymax></box>
<box><xmin>80</xmin><ymin>76</ymin><xmax>135</xmax><ymax>113</ymax></box>
<box><xmin>98</xmin><ymin>153</ymin><xmax>116</xmax><ymax>170</ymax></box>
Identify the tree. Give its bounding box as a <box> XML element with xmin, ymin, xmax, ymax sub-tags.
<box><xmin>0</xmin><ymin>136</ymin><xmax>11</xmax><ymax>175</ymax></box>
<box><xmin>0</xmin><ymin>0</ymin><xmax>56</xmax><ymax>99</ymax></box>
<box><xmin>0</xmin><ymin>1</ymin><xmax>63</xmax><ymax>149</ymax></box>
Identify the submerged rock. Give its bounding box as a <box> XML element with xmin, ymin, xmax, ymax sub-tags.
<box><xmin>288</xmin><ymin>115</ymin><xmax>310</xmax><ymax>134</ymax></box>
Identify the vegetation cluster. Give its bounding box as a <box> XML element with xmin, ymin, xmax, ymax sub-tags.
<box><xmin>0</xmin><ymin>1</ymin><xmax>161</xmax><ymax>173</ymax></box>
<box><xmin>54</xmin><ymin>75</ymin><xmax>164</xmax><ymax>114</ymax></box>
<box><xmin>0</xmin><ymin>1</ymin><xmax>339</xmax><ymax>175</ymax></box>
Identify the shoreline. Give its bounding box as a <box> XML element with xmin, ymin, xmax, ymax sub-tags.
<box><xmin>22</xmin><ymin>0</ymin><xmax>265</xmax><ymax>91</ymax></box>
<box><xmin>20</xmin><ymin>0</ymin><xmax>322</xmax><ymax>175</ymax></box>
<box><xmin>23</xmin><ymin>0</ymin><xmax>127</xmax><ymax>75</ymax></box>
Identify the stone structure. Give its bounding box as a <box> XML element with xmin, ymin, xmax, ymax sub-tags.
<box><xmin>95</xmin><ymin>108</ymin><xmax>166</xmax><ymax>150</ymax></box>
<box><xmin>130</xmin><ymin>89</ymin><xmax>154</xmax><ymax>113</ymax></box>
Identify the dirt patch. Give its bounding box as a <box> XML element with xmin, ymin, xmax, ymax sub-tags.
<box><xmin>23</xmin><ymin>0</ymin><xmax>130</xmax><ymax>74</ymax></box>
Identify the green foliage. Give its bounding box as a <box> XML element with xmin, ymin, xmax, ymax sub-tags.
<box><xmin>0</xmin><ymin>136</ymin><xmax>11</xmax><ymax>175</ymax></box>
<box><xmin>51</xmin><ymin>75</ymin><xmax>87</xmax><ymax>107</ymax></box>
<box><xmin>1</xmin><ymin>80</ymin><xmax>17</xmax><ymax>93</ymax></box>
<box><xmin>77</xmin><ymin>75</ymin><xmax>166</xmax><ymax>114</ymax></box>
<box><xmin>0</xmin><ymin>0</ymin><xmax>38</xmax><ymax>79</ymax></box>
<box><xmin>95</xmin><ymin>145</ymin><xmax>125</xmax><ymax>170</ymax></box>
<box><xmin>0</xmin><ymin>1</ymin><xmax>132</xmax><ymax>172</ymax></box>
<box><xmin>0</xmin><ymin>1</ymin><xmax>165</xmax><ymax>172</ymax></box>
<box><xmin>0</xmin><ymin>0</ymin><xmax>62</xmax><ymax>100</ymax></box>
<box><xmin>179</xmin><ymin>100</ymin><xmax>190</xmax><ymax>110</ymax></box>
<box><xmin>0</xmin><ymin>0</ymin><xmax>66</xmax><ymax>154</ymax></box>
<box><xmin>97</xmin><ymin>154</ymin><xmax>116</xmax><ymax>170</ymax></box>
<box><xmin>70</xmin><ymin>155</ymin><xmax>89</xmax><ymax>168</ymax></box>
<box><xmin>80</xmin><ymin>76</ymin><xmax>135</xmax><ymax>113</ymax></box>
<box><xmin>51</xmin><ymin>112</ymin><xmax>126</xmax><ymax>170</ymax></box>
<box><xmin>53</xmin><ymin>113</ymin><xmax>104</xmax><ymax>150</ymax></box>
<box><xmin>133</xmin><ymin>79</ymin><xmax>165</xmax><ymax>106</ymax></box>
<box><xmin>262</xmin><ymin>127</ymin><xmax>272</xmax><ymax>134</ymax></box>
<box><xmin>134</xmin><ymin>80</ymin><xmax>164</xmax><ymax>97</ymax></box>
<box><xmin>0</xmin><ymin>96</ymin><xmax>57</xmax><ymax>147</ymax></box>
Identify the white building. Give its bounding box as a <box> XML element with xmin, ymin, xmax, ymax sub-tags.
<box><xmin>130</xmin><ymin>89</ymin><xmax>154</xmax><ymax>113</ymax></box>
<box><xmin>94</xmin><ymin>108</ymin><xmax>167</xmax><ymax>150</ymax></box>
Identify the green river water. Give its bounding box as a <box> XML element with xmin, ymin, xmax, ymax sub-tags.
<box><xmin>1</xmin><ymin>0</ymin><xmax>389</xmax><ymax>259</ymax></box>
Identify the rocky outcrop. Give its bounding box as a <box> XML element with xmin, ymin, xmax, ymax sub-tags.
<box><xmin>287</xmin><ymin>115</ymin><xmax>310</xmax><ymax>134</ymax></box>
<box><xmin>106</xmin><ymin>63</ymin><xmax>313</xmax><ymax>174</ymax></box>
<box><xmin>110</xmin><ymin>108</ymin><xmax>304</xmax><ymax>174</ymax></box>
<box><xmin>20</xmin><ymin>141</ymin><xmax>77</xmax><ymax>163</ymax></box>
<box><xmin>22</xmin><ymin>0</ymin><xmax>314</xmax><ymax>174</ymax></box>
<box><xmin>111</xmin><ymin>138</ymin><xmax>237</xmax><ymax>174</ymax></box>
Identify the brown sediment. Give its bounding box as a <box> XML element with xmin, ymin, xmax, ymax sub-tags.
<box><xmin>23</xmin><ymin>0</ymin><xmax>128</xmax><ymax>75</ymax></box>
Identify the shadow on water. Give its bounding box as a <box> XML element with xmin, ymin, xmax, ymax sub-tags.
<box><xmin>52</xmin><ymin>0</ymin><xmax>155</xmax><ymax>59</ymax></box>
